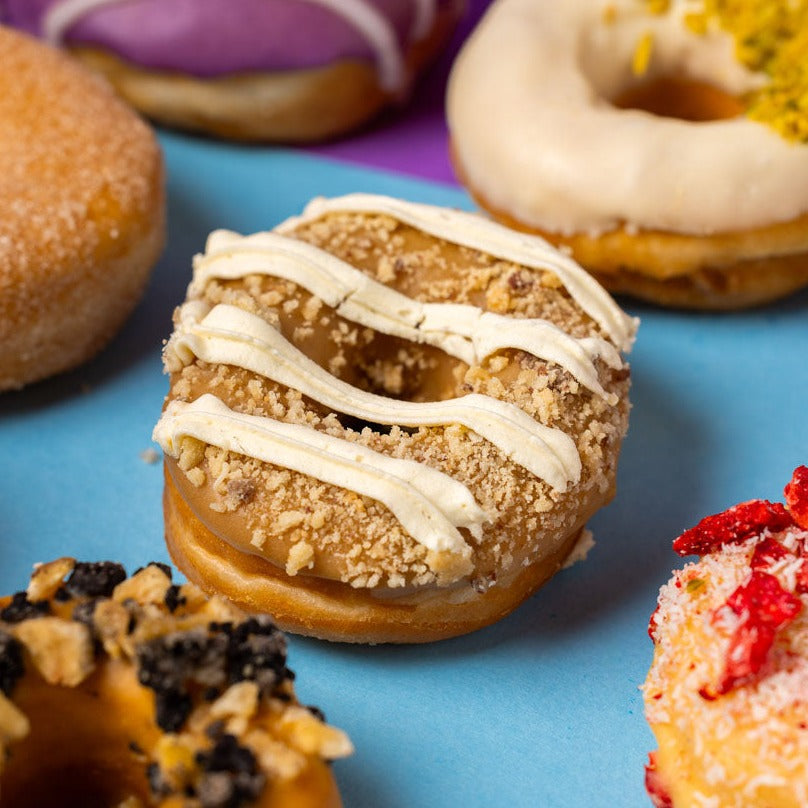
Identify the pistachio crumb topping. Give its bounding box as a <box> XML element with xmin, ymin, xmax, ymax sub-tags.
<box><xmin>646</xmin><ymin>0</ymin><xmax>808</xmax><ymax>141</ymax></box>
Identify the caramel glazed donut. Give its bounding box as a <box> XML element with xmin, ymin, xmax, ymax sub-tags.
<box><xmin>643</xmin><ymin>467</ymin><xmax>808</xmax><ymax>807</ymax></box>
<box><xmin>151</xmin><ymin>194</ymin><xmax>638</xmax><ymax>644</ymax></box>
<box><xmin>447</xmin><ymin>0</ymin><xmax>808</xmax><ymax>309</ymax></box>
<box><xmin>0</xmin><ymin>25</ymin><xmax>164</xmax><ymax>392</ymax></box>
<box><xmin>0</xmin><ymin>0</ymin><xmax>464</xmax><ymax>142</ymax></box>
<box><xmin>0</xmin><ymin>558</ymin><xmax>352</xmax><ymax>808</ymax></box>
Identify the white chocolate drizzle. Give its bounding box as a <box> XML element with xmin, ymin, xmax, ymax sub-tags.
<box><xmin>276</xmin><ymin>193</ymin><xmax>638</xmax><ymax>351</ymax></box>
<box><xmin>153</xmin><ymin>394</ymin><xmax>483</xmax><ymax>560</ymax></box>
<box><xmin>42</xmin><ymin>0</ymin><xmax>437</xmax><ymax>93</ymax></box>
<box><xmin>193</xmin><ymin>229</ymin><xmax>624</xmax><ymax>401</ymax></box>
<box><xmin>165</xmin><ymin>302</ymin><xmax>582</xmax><ymax>490</ymax></box>
<box><xmin>160</xmin><ymin>196</ymin><xmax>633</xmax><ymax>566</ymax></box>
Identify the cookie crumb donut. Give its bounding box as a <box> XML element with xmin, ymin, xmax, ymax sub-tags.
<box><xmin>643</xmin><ymin>466</ymin><xmax>808</xmax><ymax>807</ymax></box>
<box><xmin>2</xmin><ymin>0</ymin><xmax>463</xmax><ymax>142</ymax></box>
<box><xmin>447</xmin><ymin>0</ymin><xmax>808</xmax><ymax>309</ymax></box>
<box><xmin>0</xmin><ymin>26</ymin><xmax>164</xmax><ymax>392</ymax></box>
<box><xmin>152</xmin><ymin>193</ymin><xmax>637</xmax><ymax>643</ymax></box>
<box><xmin>0</xmin><ymin>558</ymin><xmax>351</xmax><ymax>807</ymax></box>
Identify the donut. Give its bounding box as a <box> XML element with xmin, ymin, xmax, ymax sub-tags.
<box><xmin>1</xmin><ymin>0</ymin><xmax>464</xmax><ymax>142</ymax></box>
<box><xmin>0</xmin><ymin>26</ymin><xmax>164</xmax><ymax>392</ymax></box>
<box><xmin>643</xmin><ymin>466</ymin><xmax>808</xmax><ymax>807</ymax></box>
<box><xmin>0</xmin><ymin>558</ymin><xmax>352</xmax><ymax>807</ymax></box>
<box><xmin>447</xmin><ymin>0</ymin><xmax>808</xmax><ymax>309</ymax></box>
<box><xmin>151</xmin><ymin>193</ymin><xmax>637</xmax><ymax>644</ymax></box>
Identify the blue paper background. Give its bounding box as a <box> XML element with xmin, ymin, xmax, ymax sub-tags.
<box><xmin>2</xmin><ymin>132</ymin><xmax>807</xmax><ymax>807</ymax></box>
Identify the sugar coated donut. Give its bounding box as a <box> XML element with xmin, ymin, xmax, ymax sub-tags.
<box><xmin>0</xmin><ymin>558</ymin><xmax>352</xmax><ymax>807</ymax></box>
<box><xmin>0</xmin><ymin>26</ymin><xmax>164</xmax><ymax>392</ymax></box>
<box><xmin>643</xmin><ymin>466</ymin><xmax>808</xmax><ymax>807</ymax></box>
<box><xmin>151</xmin><ymin>193</ymin><xmax>637</xmax><ymax>644</ymax></box>
<box><xmin>447</xmin><ymin>0</ymin><xmax>808</xmax><ymax>309</ymax></box>
<box><xmin>1</xmin><ymin>0</ymin><xmax>463</xmax><ymax>141</ymax></box>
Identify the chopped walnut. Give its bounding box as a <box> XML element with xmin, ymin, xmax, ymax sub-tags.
<box><xmin>285</xmin><ymin>541</ymin><xmax>314</xmax><ymax>576</ymax></box>
<box><xmin>26</xmin><ymin>557</ymin><xmax>75</xmax><ymax>602</ymax></box>
<box><xmin>14</xmin><ymin>617</ymin><xmax>94</xmax><ymax>686</ymax></box>
<box><xmin>277</xmin><ymin>705</ymin><xmax>353</xmax><ymax>759</ymax></box>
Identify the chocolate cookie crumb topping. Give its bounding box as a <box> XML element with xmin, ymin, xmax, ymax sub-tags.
<box><xmin>66</xmin><ymin>561</ymin><xmax>126</xmax><ymax>598</ymax></box>
<box><xmin>0</xmin><ymin>591</ymin><xmax>50</xmax><ymax>623</ymax></box>
<box><xmin>196</xmin><ymin>734</ymin><xmax>266</xmax><ymax>808</ymax></box>
<box><xmin>164</xmin><ymin>584</ymin><xmax>186</xmax><ymax>613</ymax></box>
<box><xmin>0</xmin><ymin>630</ymin><xmax>24</xmax><ymax>696</ymax></box>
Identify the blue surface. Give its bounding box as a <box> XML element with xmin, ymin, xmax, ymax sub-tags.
<box><xmin>2</xmin><ymin>131</ymin><xmax>807</xmax><ymax>807</ymax></box>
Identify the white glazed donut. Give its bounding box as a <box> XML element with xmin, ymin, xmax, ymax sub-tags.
<box><xmin>447</xmin><ymin>0</ymin><xmax>808</xmax><ymax>308</ymax></box>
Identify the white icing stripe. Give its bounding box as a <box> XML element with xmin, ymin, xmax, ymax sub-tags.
<box><xmin>44</xmin><ymin>0</ymin><xmax>408</xmax><ymax>92</ymax></box>
<box><xmin>43</xmin><ymin>0</ymin><xmax>130</xmax><ymax>42</ymax></box>
<box><xmin>410</xmin><ymin>0</ymin><xmax>437</xmax><ymax>40</ymax></box>
<box><xmin>193</xmin><ymin>229</ymin><xmax>621</xmax><ymax>400</ymax></box>
<box><xmin>300</xmin><ymin>0</ymin><xmax>406</xmax><ymax>92</ymax></box>
<box><xmin>276</xmin><ymin>193</ymin><xmax>639</xmax><ymax>352</ymax></box>
<box><xmin>153</xmin><ymin>394</ymin><xmax>484</xmax><ymax>557</ymax></box>
<box><xmin>166</xmin><ymin>302</ymin><xmax>582</xmax><ymax>490</ymax></box>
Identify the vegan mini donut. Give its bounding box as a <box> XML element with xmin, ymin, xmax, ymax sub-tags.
<box><xmin>643</xmin><ymin>466</ymin><xmax>808</xmax><ymax>807</ymax></box>
<box><xmin>447</xmin><ymin>0</ymin><xmax>808</xmax><ymax>309</ymax></box>
<box><xmin>0</xmin><ymin>26</ymin><xmax>164</xmax><ymax>392</ymax></box>
<box><xmin>152</xmin><ymin>193</ymin><xmax>637</xmax><ymax>644</ymax></box>
<box><xmin>1</xmin><ymin>0</ymin><xmax>463</xmax><ymax>141</ymax></box>
<box><xmin>0</xmin><ymin>558</ymin><xmax>352</xmax><ymax>807</ymax></box>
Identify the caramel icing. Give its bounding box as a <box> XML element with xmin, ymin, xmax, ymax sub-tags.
<box><xmin>276</xmin><ymin>193</ymin><xmax>638</xmax><ymax>348</ymax></box>
<box><xmin>164</xmin><ymin>301</ymin><xmax>581</xmax><ymax>488</ymax></box>
<box><xmin>154</xmin><ymin>394</ymin><xmax>482</xmax><ymax>566</ymax></box>
<box><xmin>192</xmin><ymin>228</ymin><xmax>623</xmax><ymax>399</ymax></box>
<box><xmin>155</xmin><ymin>195</ymin><xmax>635</xmax><ymax>584</ymax></box>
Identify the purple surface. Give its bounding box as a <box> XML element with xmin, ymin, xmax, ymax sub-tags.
<box><xmin>1</xmin><ymin>0</ymin><xmax>438</xmax><ymax>77</ymax></box>
<box><xmin>304</xmin><ymin>0</ymin><xmax>492</xmax><ymax>185</ymax></box>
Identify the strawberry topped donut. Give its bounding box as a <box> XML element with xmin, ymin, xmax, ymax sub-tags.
<box><xmin>2</xmin><ymin>0</ymin><xmax>463</xmax><ymax>141</ymax></box>
<box><xmin>448</xmin><ymin>0</ymin><xmax>808</xmax><ymax>309</ymax></box>
<box><xmin>643</xmin><ymin>467</ymin><xmax>808</xmax><ymax>807</ymax></box>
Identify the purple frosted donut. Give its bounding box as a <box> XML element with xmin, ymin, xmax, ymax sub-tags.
<box><xmin>1</xmin><ymin>0</ymin><xmax>463</xmax><ymax>140</ymax></box>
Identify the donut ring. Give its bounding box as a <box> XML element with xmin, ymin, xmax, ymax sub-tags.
<box><xmin>0</xmin><ymin>26</ymin><xmax>165</xmax><ymax>391</ymax></box>
<box><xmin>447</xmin><ymin>0</ymin><xmax>808</xmax><ymax>309</ymax></box>
<box><xmin>2</xmin><ymin>0</ymin><xmax>463</xmax><ymax>142</ymax></box>
<box><xmin>0</xmin><ymin>558</ymin><xmax>352</xmax><ymax>807</ymax></box>
<box><xmin>152</xmin><ymin>194</ymin><xmax>636</xmax><ymax>644</ymax></box>
<box><xmin>643</xmin><ymin>467</ymin><xmax>808</xmax><ymax>807</ymax></box>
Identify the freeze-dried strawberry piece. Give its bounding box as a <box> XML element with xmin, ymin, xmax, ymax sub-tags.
<box><xmin>785</xmin><ymin>466</ymin><xmax>808</xmax><ymax>529</ymax></box>
<box><xmin>644</xmin><ymin>752</ymin><xmax>673</xmax><ymax>808</ymax></box>
<box><xmin>648</xmin><ymin>603</ymin><xmax>661</xmax><ymax>642</ymax></box>
<box><xmin>706</xmin><ymin>570</ymin><xmax>802</xmax><ymax>697</ymax></box>
<box><xmin>751</xmin><ymin>537</ymin><xmax>791</xmax><ymax>570</ymax></box>
<box><xmin>673</xmin><ymin>500</ymin><xmax>793</xmax><ymax>557</ymax></box>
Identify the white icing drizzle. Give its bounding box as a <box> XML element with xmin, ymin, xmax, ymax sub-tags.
<box><xmin>166</xmin><ymin>302</ymin><xmax>582</xmax><ymax>491</ymax></box>
<box><xmin>43</xmin><ymin>0</ymin><xmax>130</xmax><ymax>42</ymax></box>
<box><xmin>300</xmin><ymin>0</ymin><xmax>405</xmax><ymax>92</ymax></box>
<box><xmin>410</xmin><ymin>0</ymin><xmax>437</xmax><ymax>40</ymax></box>
<box><xmin>192</xmin><ymin>228</ymin><xmax>623</xmax><ymax>401</ymax></box>
<box><xmin>276</xmin><ymin>193</ymin><xmax>639</xmax><ymax>351</ymax></box>
<box><xmin>153</xmin><ymin>394</ymin><xmax>484</xmax><ymax>559</ymax></box>
<box><xmin>43</xmin><ymin>0</ymin><xmax>410</xmax><ymax>92</ymax></box>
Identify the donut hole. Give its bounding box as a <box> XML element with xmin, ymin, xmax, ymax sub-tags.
<box><xmin>613</xmin><ymin>75</ymin><xmax>744</xmax><ymax>121</ymax></box>
<box><xmin>1</xmin><ymin>665</ymin><xmax>156</xmax><ymax>808</ymax></box>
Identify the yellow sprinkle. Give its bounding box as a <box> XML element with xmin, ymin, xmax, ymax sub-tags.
<box><xmin>633</xmin><ymin>30</ymin><xmax>655</xmax><ymax>76</ymax></box>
